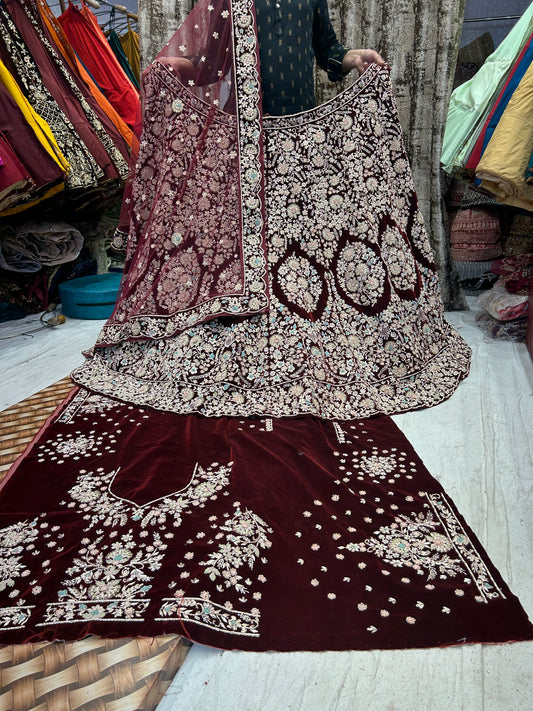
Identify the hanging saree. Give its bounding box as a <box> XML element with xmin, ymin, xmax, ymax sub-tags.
<box><xmin>0</xmin><ymin>1</ymin><xmax>102</xmax><ymax>190</ymax></box>
<box><xmin>3</xmin><ymin>0</ymin><xmax>129</xmax><ymax>183</ymax></box>
<box><xmin>1</xmin><ymin>0</ymin><xmax>531</xmax><ymax>653</ymax></box>
<box><xmin>58</xmin><ymin>1</ymin><xmax>140</xmax><ymax>129</ymax></box>
<box><xmin>108</xmin><ymin>9</ymin><xmax>140</xmax><ymax>90</ymax></box>
<box><xmin>0</xmin><ymin>133</ymin><xmax>33</xmax><ymax>211</ymax></box>
<box><xmin>0</xmin><ymin>60</ymin><xmax>69</xmax><ymax>177</ymax></box>
<box><xmin>119</xmin><ymin>19</ymin><xmax>140</xmax><ymax>84</ymax></box>
<box><xmin>35</xmin><ymin>0</ymin><xmax>136</xmax><ymax>153</ymax></box>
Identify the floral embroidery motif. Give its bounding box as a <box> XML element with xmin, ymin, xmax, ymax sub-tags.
<box><xmin>202</xmin><ymin>507</ymin><xmax>272</xmax><ymax>595</ymax></box>
<box><xmin>0</xmin><ymin>520</ymin><xmax>40</xmax><ymax>593</ymax></box>
<box><xmin>344</xmin><ymin>493</ymin><xmax>507</xmax><ymax>602</ymax></box>
<box><xmin>93</xmin><ymin>0</ymin><xmax>268</xmax><ymax>345</ymax></box>
<box><xmin>344</xmin><ymin>510</ymin><xmax>466</xmax><ymax>581</ymax></box>
<box><xmin>69</xmin><ymin>463</ymin><xmax>232</xmax><ymax>530</ymax></box>
<box><xmin>158</xmin><ymin>594</ymin><xmax>260</xmax><ymax>637</ymax></box>
<box><xmin>38</xmin><ymin>461</ymin><xmax>236</xmax><ymax>625</ymax></box>
<box><xmin>0</xmin><ymin>604</ymin><xmax>34</xmax><ymax>630</ymax></box>
<box><xmin>41</xmin><ymin>530</ymin><xmax>163</xmax><ymax>624</ymax></box>
<box><xmin>425</xmin><ymin>493</ymin><xmax>506</xmax><ymax>602</ymax></box>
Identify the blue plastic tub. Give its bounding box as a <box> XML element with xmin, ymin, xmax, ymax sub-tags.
<box><xmin>59</xmin><ymin>272</ymin><xmax>123</xmax><ymax>320</ymax></box>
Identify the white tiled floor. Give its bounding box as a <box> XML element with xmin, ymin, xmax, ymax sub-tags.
<box><xmin>1</xmin><ymin>301</ymin><xmax>532</xmax><ymax>711</ymax></box>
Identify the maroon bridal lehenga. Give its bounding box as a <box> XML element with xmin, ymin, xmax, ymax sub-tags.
<box><xmin>1</xmin><ymin>0</ymin><xmax>531</xmax><ymax>650</ymax></box>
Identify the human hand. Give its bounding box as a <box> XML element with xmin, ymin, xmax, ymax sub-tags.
<box><xmin>342</xmin><ymin>49</ymin><xmax>386</xmax><ymax>74</ymax></box>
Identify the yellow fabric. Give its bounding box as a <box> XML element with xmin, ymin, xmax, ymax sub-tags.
<box><xmin>119</xmin><ymin>24</ymin><xmax>140</xmax><ymax>83</ymax></box>
<box><xmin>476</xmin><ymin>60</ymin><xmax>533</xmax><ymax>210</ymax></box>
<box><xmin>0</xmin><ymin>182</ymin><xmax>65</xmax><ymax>217</ymax></box>
<box><xmin>36</xmin><ymin>1</ymin><xmax>135</xmax><ymax>150</ymax></box>
<box><xmin>0</xmin><ymin>59</ymin><xmax>70</xmax><ymax>175</ymax></box>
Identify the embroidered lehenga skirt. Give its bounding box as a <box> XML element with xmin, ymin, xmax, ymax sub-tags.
<box><xmin>73</xmin><ymin>65</ymin><xmax>471</xmax><ymax>418</ymax></box>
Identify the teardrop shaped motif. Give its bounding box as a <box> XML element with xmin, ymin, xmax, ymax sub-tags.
<box><xmin>272</xmin><ymin>243</ymin><xmax>328</xmax><ymax>320</ymax></box>
<box><xmin>333</xmin><ymin>233</ymin><xmax>390</xmax><ymax>315</ymax></box>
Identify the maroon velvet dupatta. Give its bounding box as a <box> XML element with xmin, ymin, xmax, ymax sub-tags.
<box><xmin>96</xmin><ymin>0</ymin><xmax>269</xmax><ymax>346</ymax></box>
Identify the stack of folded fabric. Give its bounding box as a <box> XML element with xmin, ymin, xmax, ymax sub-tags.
<box><xmin>449</xmin><ymin>207</ymin><xmax>502</xmax><ymax>262</ymax></box>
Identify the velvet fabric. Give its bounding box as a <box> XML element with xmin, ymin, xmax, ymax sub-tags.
<box><xmin>0</xmin><ymin>82</ymin><xmax>64</xmax><ymax>197</ymax></box>
<box><xmin>0</xmin><ymin>133</ymin><xmax>33</xmax><ymax>212</ymax></box>
<box><xmin>0</xmin><ymin>387</ymin><xmax>531</xmax><ymax>651</ymax></box>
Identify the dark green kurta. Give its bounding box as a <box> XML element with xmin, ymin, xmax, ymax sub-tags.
<box><xmin>255</xmin><ymin>0</ymin><xmax>348</xmax><ymax>115</ymax></box>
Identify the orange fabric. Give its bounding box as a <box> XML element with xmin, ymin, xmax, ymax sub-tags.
<box><xmin>37</xmin><ymin>0</ymin><xmax>78</xmax><ymax>71</ymax></box>
<box><xmin>59</xmin><ymin>2</ymin><xmax>140</xmax><ymax>127</ymax></box>
<box><xmin>38</xmin><ymin>0</ymin><xmax>134</xmax><ymax>149</ymax></box>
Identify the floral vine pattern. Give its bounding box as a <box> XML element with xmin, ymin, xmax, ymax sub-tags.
<box><xmin>93</xmin><ymin>0</ymin><xmax>269</xmax><ymax>346</ymax></box>
<box><xmin>74</xmin><ymin>65</ymin><xmax>471</xmax><ymax>419</ymax></box>
<box><xmin>0</xmin><ymin>397</ymin><xmax>530</xmax><ymax>649</ymax></box>
<box><xmin>201</xmin><ymin>507</ymin><xmax>273</xmax><ymax>595</ymax></box>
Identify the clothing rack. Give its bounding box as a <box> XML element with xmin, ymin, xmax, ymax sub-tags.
<box><xmin>463</xmin><ymin>15</ymin><xmax>522</xmax><ymax>23</ymax></box>
<box><xmin>46</xmin><ymin>1</ymin><xmax>138</xmax><ymax>28</ymax></box>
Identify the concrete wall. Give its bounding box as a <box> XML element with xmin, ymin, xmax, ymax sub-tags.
<box><xmin>138</xmin><ymin>0</ymin><xmax>192</xmax><ymax>68</ymax></box>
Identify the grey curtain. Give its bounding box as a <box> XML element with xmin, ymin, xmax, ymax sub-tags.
<box><xmin>139</xmin><ymin>0</ymin><xmax>467</xmax><ymax>309</ymax></box>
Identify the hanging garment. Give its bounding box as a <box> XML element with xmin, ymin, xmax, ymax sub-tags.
<box><xmin>0</xmin><ymin>62</ymin><xmax>69</xmax><ymax>177</ymax></box>
<box><xmin>0</xmin><ymin>133</ymin><xmax>33</xmax><ymax>212</ymax></box>
<box><xmin>4</xmin><ymin>0</ymin><xmax>128</xmax><ymax>183</ymax></box>
<box><xmin>36</xmin><ymin>0</ymin><xmax>136</xmax><ymax>153</ymax></box>
<box><xmin>108</xmin><ymin>10</ymin><xmax>139</xmax><ymax>90</ymax></box>
<box><xmin>74</xmin><ymin>0</ymin><xmax>470</xmax><ymax>420</ymax></box>
<box><xmin>108</xmin><ymin>30</ymin><xmax>140</xmax><ymax>90</ymax></box>
<box><xmin>476</xmin><ymin>60</ymin><xmax>533</xmax><ymax>210</ymax></box>
<box><xmin>119</xmin><ymin>19</ymin><xmax>140</xmax><ymax>83</ymax></box>
<box><xmin>465</xmin><ymin>31</ymin><xmax>533</xmax><ymax>176</ymax></box>
<box><xmin>441</xmin><ymin>2</ymin><xmax>533</xmax><ymax>176</ymax></box>
<box><xmin>58</xmin><ymin>1</ymin><xmax>140</xmax><ymax>128</ymax></box>
<box><xmin>0</xmin><ymin>2</ymin><xmax>102</xmax><ymax>190</ymax></box>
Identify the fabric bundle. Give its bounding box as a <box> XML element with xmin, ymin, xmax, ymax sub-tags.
<box><xmin>449</xmin><ymin>207</ymin><xmax>502</xmax><ymax>261</ymax></box>
<box><xmin>0</xmin><ymin>222</ymin><xmax>84</xmax><ymax>273</ymax></box>
<box><xmin>476</xmin><ymin>253</ymin><xmax>532</xmax><ymax>329</ymax></box>
<box><xmin>442</xmin><ymin>2</ymin><xmax>533</xmax><ymax>210</ymax></box>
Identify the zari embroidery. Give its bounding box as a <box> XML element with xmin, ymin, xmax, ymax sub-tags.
<box><xmin>74</xmin><ymin>68</ymin><xmax>471</xmax><ymax>419</ymax></box>
<box><xmin>158</xmin><ymin>594</ymin><xmax>261</xmax><ymax>637</ymax></box>
<box><xmin>93</xmin><ymin>0</ymin><xmax>269</xmax><ymax>345</ymax></box>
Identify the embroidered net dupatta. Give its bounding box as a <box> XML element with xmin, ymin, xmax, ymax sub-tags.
<box><xmin>101</xmin><ymin>0</ymin><xmax>267</xmax><ymax>346</ymax></box>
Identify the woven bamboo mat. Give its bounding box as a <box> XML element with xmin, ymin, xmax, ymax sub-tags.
<box><xmin>0</xmin><ymin>635</ymin><xmax>191</xmax><ymax>711</ymax></box>
<box><xmin>0</xmin><ymin>377</ymin><xmax>74</xmax><ymax>482</ymax></box>
<box><xmin>0</xmin><ymin>379</ymin><xmax>191</xmax><ymax>711</ymax></box>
